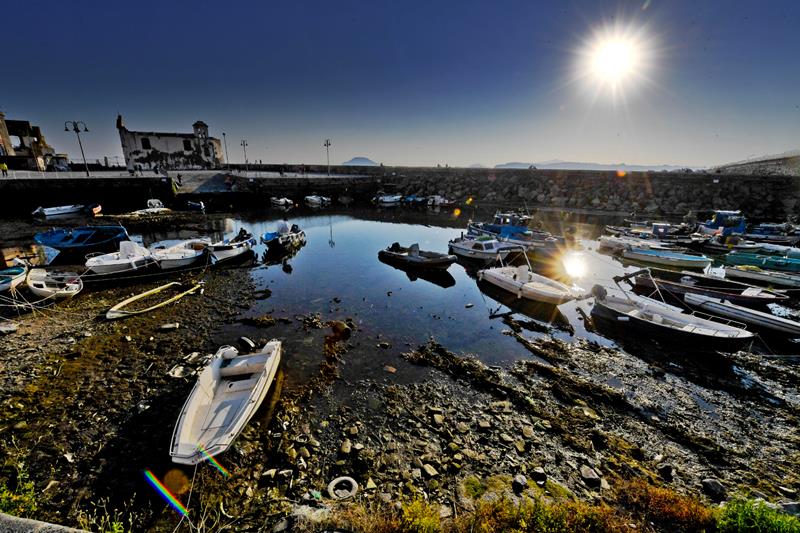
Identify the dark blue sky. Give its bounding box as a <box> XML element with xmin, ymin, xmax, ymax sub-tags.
<box><xmin>4</xmin><ymin>0</ymin><xmax>798</xmax><ymax>166</ymax></box>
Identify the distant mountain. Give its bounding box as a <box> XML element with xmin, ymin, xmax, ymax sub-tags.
<box><xmin>495</xmin><ymin>160</ymin><xmax>692</xmax><ymax>172</ymax></box>
<box><xmin>469</xmin><ymin>163</ymin><xmax>486</xmax><ymax>168</ymax></box>
<box><xmin>342</xmin><ymin>157</ymin><xmax>378</xmax><ymax>166</ymax></box>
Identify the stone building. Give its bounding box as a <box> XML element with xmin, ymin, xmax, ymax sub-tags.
<box><xmin>116</xmin><ymin>114</ymin><xmax>224</xmax><ymax>170</ymax></box>
<box><xmin>0</xmin><ymin>111</ymin><xmax>58</xmax><ymax>170</ymax></box>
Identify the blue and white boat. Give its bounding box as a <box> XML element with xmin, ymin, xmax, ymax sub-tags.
<box><xmin>744</xmin><ymin>222</ymin><xmax>800</xmax><ymax>245</ymax></box>
<box><xmin>0</xmin><ymin>264</ymin><xmax>27</xmax><ymax>293</ymax></box>
<box><xmin>402</xmin><ymin>194</ymin><xmax>427</xmax><ymax>205</ymax></box>
<box><xmin>261</xmin><ymin>227</ymin><xmax>306</xmax><ymax>250</ymax></box>
<box><xmin>34</xmin><ymin>225</ymin><xmax>130</xmax><ymax>254</ymax></box>
<box><xmin>698</xmin><ymin>210</ymin><xmax>746</xmax><ymax>236</ymax></box>
<box><xmin>622</xmin><ymin>247</ymin><xmax>712</xmax><ymax>269</ymax></box>
<box><xmin>468</xmin><ymin>211</ymin><xmax>565</xmax><ymax>248</ymax></box>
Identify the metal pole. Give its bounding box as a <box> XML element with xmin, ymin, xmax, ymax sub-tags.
<box><xmin>241</xmin><ymin>140</ymin><xmax>249</xmax><ymax>174</ymax></box>
<box><xmin>324</xmin><ymin>139</ymin><xmax>331</xmax><ymax>176</ymax></box>
<box><xmin>75</xmin><ymin>130</ymin><xmax>89</xmax><ymax>177</ymax></box>
<box><xmin>222</xmin><ymin>132</ymin><xmax>229</xmax><ymax>170</ymax></box>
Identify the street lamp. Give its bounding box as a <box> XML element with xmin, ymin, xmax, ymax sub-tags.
<box><xmin>222</xmin><ymin>132</ymin><xmax>230</xmax><ymax>170</ymax></box>
<box><xmin>240</xmin><ymin>139</ymin><xmax>249</xmax><ymax>173</ymax></box>
<box><xmin>65</xmin><ymin>120</ymin><xmax>90</xmax><ymax>177</ymax></box>
<box><xmin>324</xmin><ymin>139</ymin><xmax>331</xmax><ymax>176</ymax></box>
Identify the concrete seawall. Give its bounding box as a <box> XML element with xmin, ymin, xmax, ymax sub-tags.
<box><xmin>1</xmin><ymin>167</ymin><xmax>798</xmax><ymax>220</ymax></box>
<box><xmin>0</xmin><ymin>177</ymin><xmax>175</xmax><ymax>216</ymax></box>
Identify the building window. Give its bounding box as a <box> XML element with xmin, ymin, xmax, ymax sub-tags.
<box><xmin>203</xmin><ymin>146</ymin><xmax>210</xmax><ymax>157</ymax></box>
<box><xmin>141</xmin><ymin>137</ymin><xmax>151</xmax><ymax>150</ymax></box>
<box><xmin>183</xmin><ymin>139</ymin><xmax>193</xmax><ymax>151</ymax></box>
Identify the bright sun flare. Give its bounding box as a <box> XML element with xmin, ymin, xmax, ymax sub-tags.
<box><xmin>575</xmin><ymin>23</ymin><xmax>654</xmax><ymax>99</ymax></box>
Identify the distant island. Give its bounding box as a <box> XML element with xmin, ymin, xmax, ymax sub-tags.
<box><xmin>342</xmin><ymin>157</ymin><xmax>378</xmax><ymax>166</ymax></box>
<box><xmin>495</xmin><ymin>160</ymin><xmax>695</xmax><ymax>172</ymax></box>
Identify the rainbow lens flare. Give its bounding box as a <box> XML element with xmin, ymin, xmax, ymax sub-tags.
<box><xmin>197</xmin><ymin>444</ymin><xmax>230</xmax><ymax>478</ymax></box>
<box><xmin>145</xmin><ymin>470</ymin><xmax>189</xmax><ymax>517</ymax></box>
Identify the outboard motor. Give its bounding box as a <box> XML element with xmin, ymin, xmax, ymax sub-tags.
<box><xmin>237</xmin><ymin>336</ymin><xmax>256</xmax><ymax>352</ymax></box>
<box><xmin>591</xmin><ymin>284</ymin><xmax>607</xmax><ymax>301</ymax></box>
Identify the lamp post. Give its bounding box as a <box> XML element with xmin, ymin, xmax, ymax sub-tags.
<box><xmin>65</xmin><ymin>120</ymin><xmax>90</xmax><ymax>177</ymax></box>
<box><xmin>324</xmin><ymin>139</ymin><xmax>331</xmax><ymax>176</ymax></box>
<box><xmin>240</xmin><ymin>139</ymin><xmax>249</xmax><ymax>173</ymax></box>
<box><xmin>222</xmin><ymin>132</ymin><xmax>230</xmax><ymax>170</ymax></box>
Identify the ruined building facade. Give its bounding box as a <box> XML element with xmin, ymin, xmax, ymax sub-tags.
<box><xmin>116</xmin><ymin>115</ymin><xmax>224</xmax><ymax>170</ymax></box>
<box><xmin>0</xmin><ymin>112</ymin><xmax>63</xmax><ymax>170</ymax></box>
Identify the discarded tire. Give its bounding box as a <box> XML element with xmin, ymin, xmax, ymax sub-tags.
<box><xmin>327</xmin><ymin>476</ymin><xmax>358</xmax><ymax>500</ymax></box>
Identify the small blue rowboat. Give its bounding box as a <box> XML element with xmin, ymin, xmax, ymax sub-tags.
<box><xmin>622</xmin><ymin>247</ymin><xmax>712</xmax><ymax>269</ymax></box>
<box><xmin>34</xmin><ymin>226</ymin><xmax>130</xmax><ymax>254</ymax></box>
<box><xmin>724</xmin><ymin>252</ymin><xmax>800</xmax><ymax>273</ymax></box>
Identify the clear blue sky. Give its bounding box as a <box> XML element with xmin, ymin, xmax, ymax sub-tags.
<box><xmin>3</xmin><ymin>0</ymin><xmax>798</xmax><ymax>167</ymax></box>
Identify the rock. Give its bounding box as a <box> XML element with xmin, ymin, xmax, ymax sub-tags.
<box><xmin>422</xmin><ymin>464</ymin><xmax>439</xmax><ymax>477</ymax></box>
<box><xmin>377</xmin><ymin>342</ymin><xmax>390</xmax><ymax>349</ymax></box>
<box><xmin>383</xmin><ymin>365</ymin><xmax>397</xmax><ymax>373</ymax></box>
<box><xmin>366</xmin><ymin>477</ymin><xmax>377</xmax><ymax>490</ymax></box>
<box><xmin>433</xmin><ymin>414</ymin><xmax>444</xmax><ymax>425</ymax></box>
<box><xmin>522</xmin><ymin>426</ymin><xmax>535</xmax><ymax>439</ymax></box>
<box><xmin>514</xmin><ymin>440</ymin><xmax>526</xmax><ymax>453</ymax></box>
<box><xmin>63</xmin><ymin>452</ymin><xmax>75</xmax><ymax>463</ymax></box>
<box><xmin>580</xmin><ymin>465</ymin><xmax>601</xmax><ymax>488</ymax></box>
<box><xmin>273</xmin><ymin>518</ymin><xmax>289</xmax><ymax>532</ymax></box>
<box><xmin>43</xmin><ymin>480</ymin><xmax>59</xmax><ymax>492</ymax></box>
<box><xmin>531</xmin><ymin>467</ymin><xmax>547</xmax><ymax>484</ymax></box>
<box><xmin>657</xmin><ymin>463</ymin><xmax>674</xmax><ymax>482</ymax></box>
<box><xmin>512</xmin><ymin>474</ymin><xmax>527</xmax><ymax>494</ymax></box>
<box><xmin>478</xmin><ymin>419</ymin><xmax>491</xmax><ymax>430</ymax></box>
<box><xmin>779</xmin><ymin>486</ymin><xmax>798</xmax><ymax>498</ymax></box>
<box><xmin>349</xmin><ymin>426</ymin><xmax>359</xmax><ymax>435</ymax></box>
<box><xmin>123</xmin><ymin>335</ymin><xmax>132</xmax><ymax>342</ymax></box>
<box><xmin>159</xmin><ymin>322</ymin><xmax>180</xmax><ymax>330</ymax></box>
<box><xmin>439</xmin><ymin>504</ymin><xmax>453</xmax><ymax>518</ymax></box>
<box><xmin>292</xmin><ymin>504</ymin><xmax>331</xmax><ymax>523</ymax></box>
<box><xmin>701</xmin><ymin>478</ymin><xmax>727</xmax><ymax>501</ymax></box>
<box><xmin>340</xmin><ymin>439</ymin><xmax>352</xmax><ymax>454</ymax></box>
<box><xmin>378</xmin><ymin>492</ymin><xmax>392</xmax><ymax>503</ymax></box>
<box><xmin>456</xmin><ymin>422</ymin><xmax>469</xmax><ymax>433</ymax></box>
<box><xmin>500</xmin><ymin>433</ymin><xmax>514</xmax><ymax>443</ymax></box>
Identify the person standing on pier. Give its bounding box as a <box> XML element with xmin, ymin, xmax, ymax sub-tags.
<box><xmin>277</xmin><ymin>216</ymin><xmax>290</xmax><ymax>234</ymax></box>
<box><xmin>0</xmin><ymin>162</ymin><xmax>8</xmax><ymax>177</ymax></box>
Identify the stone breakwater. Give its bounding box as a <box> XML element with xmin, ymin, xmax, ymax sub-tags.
<box><xmin>378</xmin><ymin>168</ymin><xmax>800</xmax><ymax>219</ymax></box>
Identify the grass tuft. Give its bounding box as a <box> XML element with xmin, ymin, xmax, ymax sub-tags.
<box><xmin>0</xmin><ymin>462</ymin><xmax>37</xmax><ymax>518</ymax></box>
<box><xmin>618</xmin><ymin>478</ymin><xmax>717</xmax><ymax>532</ymax></box>
<box><xmin>718</xmin><ymin>496</ymin><xmax>800</xmax><ymax>533</ymax></box>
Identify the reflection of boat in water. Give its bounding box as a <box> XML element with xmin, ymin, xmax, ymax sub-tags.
<box><xmin>377</xmin><ymin>255</ymin><xmax>456</xmax><ymax>288</ymax></box>
<box><xmin>476</xmin><ymin>279</ymin><xmax>571</xmax><ymax>331</ymax></box>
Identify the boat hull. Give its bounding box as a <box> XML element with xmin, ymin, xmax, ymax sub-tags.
<box><xmin>684</xmin><ymin>293</ymin><xmax>800</xmax><ymax>336</ymax></box>
<box><xmin>378</xmin><ymin>249</ymin><xmax>457</xmax><ymax>270</ymax></box>
<box><xmin>477</xmin><ymin>267</ymin><xmax>574</xmax><ymax>305</ymax></box>
<box><xmin>723</xmin><ymin>266</ymin><xmax>800</xmax><ymax>289</ymax></box>
<box><xmin>622</xmin><ymin>249</ymin><xmax>711</xmax><ymax>269</ymax></box>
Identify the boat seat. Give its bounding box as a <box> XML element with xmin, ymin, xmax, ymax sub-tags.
<box><xmin>628</xmin><ymin>310</ymin><xmax>641</xmax><ymax>318</ymax></box>
<box><xmin>516</xmin><ymin>265</ymin><xmax>529</xmax><ymax>282</ymax></box>
<box><xmin>651</xmin><ymin>313</ymin><xmax>663</xmax><ymax>324</ymax></box>
<box><xmin>225</xmin><ymin>376</ymin><xmax>259</xmax><ymax>393</ymax></box>
<box><xmin>219</xmin><ymin>355</ymin><xmax>265</xmax><ymax>377</ymax></box>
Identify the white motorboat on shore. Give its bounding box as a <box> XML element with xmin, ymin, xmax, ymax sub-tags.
<box><xmin>304</xmin><ymin>195</ymin><xmax>331</xmax><ymax>207</ymax></box>
<box><xmin>85</xmin><ymin>241</ymin><xmax>157</xmax><ymax>275</ymax></box>
<box><xmin>170</xmin><ymin>339</ymin><xmax>282</xmax><ymax>464</ymax></box>
<box><xmin>722</xmin><ymin>265</ymin><xmax>800</xmax><ymax>289</ymax></box>
<box><xmin>270</xmin><ymin>197</ymin><xmax>293</xmax><ymax>207</ymax></box>
<box><xmin>26</xmin><ymin>269</ymin><xmax>83</xmax><ymax>300</ymax></box>
<box><xmin>32</xmin><ymin>204</ymin><xmax>100</xmax><ymax>218</ymax></box>
<box><xmin>150</xmin><ymin>239</ymin><xmax>211</xmax><ymax>270</ymax></box>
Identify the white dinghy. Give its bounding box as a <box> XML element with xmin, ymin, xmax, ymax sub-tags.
<box><xmin>478</xmin><ymin>264</ymin><xmax>577</xmax><ymax>305</ymax></box>
<box><xmin>448</xmin><ymin>235</ymin><xmax>518</xmax><ymax>262</ymax></box>
<box><xmin>170</xmin><ymin>340</ymin><xmax>282</xmax><ymax>465</ymax></box>
<box><xmin>150</xmin><ymin>238</ymin><xmax>211</xmax><ymax>270</ymax></box>
<box><xmin>684</xmin><ymin>293</ymin><xmax>800</xmax><ymax>336</ymax></box>
<box><xmin>209</xmin><ymin>229</ymin><xmax>257</xmax><ymax>262</ymax></box>
<box><xmin>85</xmin><ymin>241</ymin><xmax>157</xmax><ymax>275</ymax></box>
<box><xmin>26</xmin><ymin>269</ymin><xmax>83</xmax><ymax>300</ymax></box>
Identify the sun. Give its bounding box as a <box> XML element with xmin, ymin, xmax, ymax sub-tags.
<box><xmin>573</xmin><ymin>21</ymin><xmax>656</xmax><ymax>101</ymax></box>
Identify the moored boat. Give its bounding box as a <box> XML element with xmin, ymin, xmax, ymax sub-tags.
<box><xmin>684</xmin><ymin>293</ymin><xmax>800</xmax><ymax>336</ymax></box>
<box><xmin>150</xmin><ymin>238</ymin><xmax>211</xmax><ymax>270</ymax></box>
<box><xmin>304</xmin><ymin>195</ymin><xmax>331</xmax><ymax>207</ymax></box>
<box><xmin>0</xmin><ymin>265</ymin><xmax>28</xmax><ymax>293</ymax></box>
<box><xmin>261</xmin><ymin>227</ymin><xmax>307</xmax><ymax>250</ymax></box>
<box><xmin>34</xmin><ymin>225</ymin><xmax>129</xmax><ymax>254</ymax></box>
<box><xmin>622</xmin><ymin>248</ymin><xmax>712</xmax><ymax>269</ymax></box>
<box><xmin>477</xmin><ymin>264</ymin><xmax>577</xmax><ymax>305</ymax></box>
<box><xmin>722</xmin><ymin>265</ymin><xmax>800</xmax><ymax>289</ymax></box>
<box><xmin>374</xmin><ymin>192</ymin><xmax>403</xmax><ymax>205</ymax></box>
<box><xmin>630</xmin><ymin>267</ymin><xmax>788</xmax><ymax>308</ymax></box>
<box><xmin>170</xmin><ymin>340</ymin><xmax>282</xmax><ymax>464</ymax></box>
<box><xmin>26</xmin><ymin>269</ymin><xmax>82</xmax><ymax>299</ymax></box>
<box><xmin>697</xmin><ymin>210</ymin><xmax>746</xmax><ymax>236</ymax></box>
<box><xmin>427</xmin><ymin>195</ymin><xmax>454</xmax><ymax>208</ymax></box>
<box><xmin>724</xmin><ymin>252</ymin><xmax>800</xmax><ymax>273</ymax></box>
<box><xmin>448</xmin><ymin>235</ymin><xmax>518</xmax><ymax>262</ymax></box>
<box><xmin>209</xmin><ymin>229</ymin><xmax>257</xmax><ymax>262</ymax></box>
<box><xmin>691</xmin><ymin>234</ymin><xmax>761</xmax><ymax>254</ymax></box>
<box><xmin>378</xmin><ymin>243</ymin><xmax>457</xmax><ymax>270</ymax></box>
<box><xmin>590</xmin><ymin>284</ymin><xmax>755</xmax><ymax>352</ymax></box>
<box><xmin>85</xmin><ymin>241</ymin><xmax>157</xmax><ymax>275</ymax></box>
<box><xmin>598</xmin><ymin>235</ymin><xmax>677</xmax><ymax>253</ymax></box>
<box><xmin>270</xmin><ymin>197</ymin><xmax>292</xmax><ymax>207</ymax></box>
<box><xmin>32</xmin><ymin>204</ymin><xmax>93</xmax><ymax>218</ymax></box>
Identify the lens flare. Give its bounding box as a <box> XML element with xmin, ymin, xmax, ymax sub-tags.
<box><xmin>453</xmin><ymin>208</ymin><xmax>462</xmax><ymax>217</ymax></box>
<box><xmin>616</xmin><ymin>170</ymin><xmax>627</xmax><ymax>177</ymax></box>
<box><xmin>466</xmin><ymin>197</ymin><xmax>474</xmax><ymax>205</ymax></box>
<box><xmin>562</xmin><ymin>252</ymin><xmax>586</xmax><ymax>279</ymax></box>
<box><xmin>197</xmin><ymin>444</ymin><xmax>230</xmax><ymax>478</ymax></box>
<box><xmin>145</xmin><ymin>470</ymin><xmax>188</xmax><ymax>517</ymax></box>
